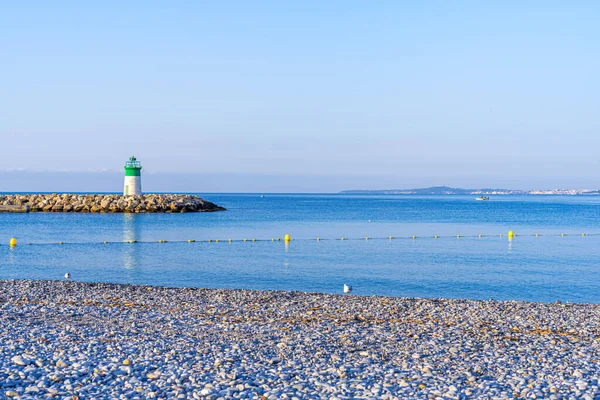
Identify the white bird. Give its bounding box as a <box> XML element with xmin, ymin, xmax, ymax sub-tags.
<box><xmin>343</xmin><ymin>284</ymin><xmax>352</xmax><ymax>294</ymax></box>
<box><xmin>64</xmin><ymin>273</ymin><xmax>71</xmax><ymax>279</ymax></box>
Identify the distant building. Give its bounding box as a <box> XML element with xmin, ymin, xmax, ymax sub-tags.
<box><xmin>123</xmin><ymin>156</ymin><xmax>142</xmax><ymax>195</ymax></box>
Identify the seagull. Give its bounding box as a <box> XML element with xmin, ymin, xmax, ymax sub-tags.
<box><xmin>64</xmin><ymin>273</ymin><xmax>71</xmax><ymax>279</ymax></box>
<box><xmin>343</xmin><ymin>284</ymin><xmax>352</xmax><ymax>294</ymax></box>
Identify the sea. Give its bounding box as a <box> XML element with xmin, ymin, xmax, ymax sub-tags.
<box><xmin>2</xmin><ymin>194</ymin><xmax>600</xmax><ymax>303</ymax></box>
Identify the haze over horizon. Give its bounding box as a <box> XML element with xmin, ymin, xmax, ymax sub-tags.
<box><xmin>1</xmin><ymin>170</ymin><xmax>599</xmax><ymax>193</ymax></box>
<box><xmin>2</xmin><ymin>1</ymin><xmax>599</xmax><ymax>192</ymax></box>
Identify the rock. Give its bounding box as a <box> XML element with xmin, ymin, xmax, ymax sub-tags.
<box><xmin>11</xmin><ymin>355</ymin><xmax>28</xmax><ymax>366</ymax></box>
<box><xmin>0</xmin><ymin>194</ymin><xmax>225</xmax><ymax>213</ymax></box>
<box><xmin>147</xmin><ymin>370</ymin><xmax>161</xmax><ymax>380</ymax></box>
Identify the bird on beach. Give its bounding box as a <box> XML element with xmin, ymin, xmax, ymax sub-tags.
<box><xmin>64</xmin><ymin>272</ymin><xmax>71</xmax><ymax>279</ymax></box>
<box><xmin>343</xmin><ymin>284</ymin><xmax>352</xmax><ymax>294</ymax></box>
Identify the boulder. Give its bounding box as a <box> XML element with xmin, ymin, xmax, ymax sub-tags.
<box><xmin>0</xmin><ymin>194</ymin><xmax>225</xmax><ymax>213</ymax></box>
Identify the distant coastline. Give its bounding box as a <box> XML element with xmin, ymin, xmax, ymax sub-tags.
<box><xmin>340</xmin><ymin>185</ymin><xmax>600</xmax><ymax>195</ymax></box>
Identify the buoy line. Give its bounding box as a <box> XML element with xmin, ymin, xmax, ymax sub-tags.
<box><xmin>4</xmin><ymin>232</ymin><xmax>599</xmax><ymax>247</ymax></box>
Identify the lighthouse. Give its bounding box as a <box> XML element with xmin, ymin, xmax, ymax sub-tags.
<box><xmin>123</xmin><ymin>156</ymin><xmax>142</xmax><ymax>196</ymax></box>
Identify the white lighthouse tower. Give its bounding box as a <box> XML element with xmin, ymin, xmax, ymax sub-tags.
<box><xmin>123</xmin><ymin>156</ymin><xmax>142</xmax><ymax>196</ymax></box>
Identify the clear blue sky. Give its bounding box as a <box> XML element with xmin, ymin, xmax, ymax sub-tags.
<box><xmin>1</xmin><ymin>1</ymin><xmax>599</xmax><ymax>192</ymax></box>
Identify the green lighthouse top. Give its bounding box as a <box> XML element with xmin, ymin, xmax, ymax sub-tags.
<box><xmin>124</xmin><ymin>156</ymin><xmax>142</xmax><ymax>176</ymax></box>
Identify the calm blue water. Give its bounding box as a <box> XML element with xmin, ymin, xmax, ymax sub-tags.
<box><xmin>2</xmin><ymin>194</ymin><xmax>600</xmax><ymax>303</ymax></box>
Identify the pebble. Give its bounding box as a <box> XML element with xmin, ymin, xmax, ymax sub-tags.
<box><xmin>0</xmin><ymin>279</ymin><xmax>598</xmax><ymax>398</ymax></box>
<box><xmin>11</xmin><ymin>356</ymin><xmax>27</xmax><ymax>366</ymax></box>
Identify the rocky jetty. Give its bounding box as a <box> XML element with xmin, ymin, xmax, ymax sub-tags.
<box><xmin>0</xmin><ymin>194</ymin><xmax>225</xmax><ymax>213</ymax></box>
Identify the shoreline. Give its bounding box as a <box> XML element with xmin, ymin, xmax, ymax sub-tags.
<box><xmin>1</xmin><ymin>278</ymin><xmax>590</xmax><ymax>306</ymax></box>
<box><xmin>1</xmin><ymin>280</ymin><xmax>599</xmax><ymax>398</ymax></box>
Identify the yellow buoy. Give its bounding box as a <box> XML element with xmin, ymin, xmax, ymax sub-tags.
<box><xmin>456</xmin><ymin>235</ymin><xmax>461</xmax><ymax>238</ymax></box>
<box><xmin>434</xmin><ymin>235</ymin><xmax>439</xmax><ymax>239</ymax></box>
<box><xmin>535</xmin><ymin>234</ymin><xmax>539</xmax><ymax>237</ymax></box>
<box><xmin>228</xmin><ymin>239</ymin><xmax>232</xmax><ymax>243</ymax></box>
<box><xmin>389</xmin><ymin>236</ymin><xmax>393</xmax><ymax>240</ymax></box>
<box><xmin>341</xmin><ymin>237</ymin><xmax>345</xmax><ymax>241</ymax></box>
<box><xmin>365</xmin><ymin>237</ymin><xmax>369</xmax><ymax>241</ymax></box>
<box><xmin>412</xmin><ymin>235</ymin><xmax>416</xmax><ymax>239</ymax></box>
<box><xmin>561</xmin><ymin>233</ymin><xmax>565</xmax><ymax>237</ymax></box>
<box><xmin>316</xmin><ymin>238</ymin><xmax>321</xmax><ymax>241</ymax></box>
<box><xmin>104</xmin><ymin>241</ymin><xmax>108</xmax><ymax>244</ymax></box>
<box><xmin>9</xmin><ymin>238</ymin><xmax>16</xmax><ymax>247</ymax></box>
<box><xmin>478</xmin><ymin>234</ymin><xmax>483</xmax><ymax>238</ymax></box>
<box><xmin>243</xmin><ymin>238</ymin><xmax>247</xmax><ymax>242</ymax></box>
<box><xmin>271</xmin><ymin>238</ymin><xmax>275</xmax><ymax>242</ymax></box>
<box><xmin>284</xmin><ymin>234</ymin><xmax>291</xmax><ymax>243</ymax></box>
<box><xmin>582</xmin><ymin>233</ymin><xmax>586</xmax><ymax>236</ymax></box>
<box><xmin>508</xmin><ymin>230</ymin><xmax>514</xmax><ymax>239</ymax></box>
<box><xmin>252</xmin><ymin>238</ymin><xmax>256</xmax><ymax>242</ymax></box>
<box><xmin>188</xmin><ymin>239</ymin><xmax>195</xmax><ymax>243</ymax></box>
<box><xmin>216</xmin><ymin>239</ymin><xmax>220</xmax><ymax>243</ymax></box>
<box><xmin>59</xmin><ymin>242</ymin><xmax>64</xmax><ymax>245</ymax></box>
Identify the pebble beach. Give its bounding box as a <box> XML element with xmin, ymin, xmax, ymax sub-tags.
<box><xmin>1</xmin><ymin>280</ymin><xmax>600</xmax><ymax>399</ymax></box>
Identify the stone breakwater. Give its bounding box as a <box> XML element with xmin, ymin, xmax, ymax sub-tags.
<box><xmin>0</xmin><ymin>194</ymin><xmax>225</xmax><ymax>213</ymax></box>
<box><xmin>1</xmin><ymin>281</ymin><xmax>600</xmax><ymax>399</ymax></box>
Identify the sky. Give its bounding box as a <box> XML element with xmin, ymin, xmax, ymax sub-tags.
<box><xmin>1</xmin><ymin>1</ymin><xmax>599</xmax><ymax>192</ymax></box>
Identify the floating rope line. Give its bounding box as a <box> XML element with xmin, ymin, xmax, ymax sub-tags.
<box><xmin>4</xmin><ymin>232</ymin><xmax>599</xmax><ymax>247</ymax></box>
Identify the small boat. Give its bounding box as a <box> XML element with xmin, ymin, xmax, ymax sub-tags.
<box><xmin>475</xmin><ymin>196</ymin><xmax>489</xmax><ymax>201</ymax></box>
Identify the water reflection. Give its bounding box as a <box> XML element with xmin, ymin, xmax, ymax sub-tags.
<box><xmin>7</xmin><ymin>244</ymin><xmax>16</xmax><ymax>265</ymax></box>
<box><xmin>122</xmin><ymin>213</ymin><xmax>141</xmax><ymax>270</ymax></box>
<box><xmin>284</xmin><ymin>241</ymin><xmax>290</xmax><ymax>267</ymax></box>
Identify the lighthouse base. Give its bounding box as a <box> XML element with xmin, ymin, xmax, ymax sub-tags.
<box><xmin>124</xmin><ymin>176</ymin><xmax>142</xmax><ymax>196</ymax></box>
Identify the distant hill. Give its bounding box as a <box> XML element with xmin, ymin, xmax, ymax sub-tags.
<box><xmin>340</xmin><ymin>186</ymin><xmax>600</xmax><ymax>195</ymax></box>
